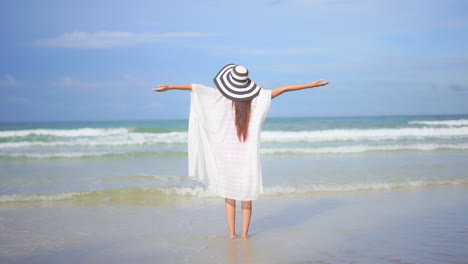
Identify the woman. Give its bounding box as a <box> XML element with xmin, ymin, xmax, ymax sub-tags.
<box><xmin>153</xmin><ymin>64</ymin><xmax>329</xmax><ymax>238</ymax></box>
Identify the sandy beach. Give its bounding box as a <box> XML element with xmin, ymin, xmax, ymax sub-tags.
<box><xmin>1</xmin><ymin>185</ymin><xmax>467</xmax><ymax>264</ymax></box>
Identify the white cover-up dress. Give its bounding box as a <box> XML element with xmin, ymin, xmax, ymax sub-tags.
<box><xmin>188</xmin><ymin>83</ymin><xmax>272</xmax><ymax>200</ymax></box>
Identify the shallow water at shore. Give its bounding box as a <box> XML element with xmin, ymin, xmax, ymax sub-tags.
<box><xmin>1</xmin><ymin>186</ymin><xmax>466</xmax><ymax>263</ymax></box>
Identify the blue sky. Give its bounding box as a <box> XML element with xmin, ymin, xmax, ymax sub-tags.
<box><xmin>1</xmin><ymin>0</ymin><xmax>467</xmax><ymax>122</ymax></box>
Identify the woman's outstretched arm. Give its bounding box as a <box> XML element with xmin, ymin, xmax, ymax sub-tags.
<box><xmin>152</xmin><ymin>84</ymin><xmax>192</xmax><ymax>92</ymax></box>
<box><xmin>271</xmin><ymin>80</ymin><xmax>329</xmax><ymax>99</ymax></box>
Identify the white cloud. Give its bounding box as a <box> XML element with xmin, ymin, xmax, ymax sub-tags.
<box><xmin>0</xmin><ymin>74</ymin><xmax>20</xmax><ymax>87</ymax></box>
<box><xmin>34</xmin><ymin>31</ymin><xmax>219</xmax><ymax>49</ymax></box>
<box><xmin>54</xmin><ymin>75</ymin><xmax>150</xmax><ymax>91</ymax></box>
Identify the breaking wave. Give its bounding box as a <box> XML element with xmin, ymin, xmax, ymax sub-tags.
<box><xmin>261</xmin><ymin>127</ymin><xmax>468</xmax><ymax>142</ymax></box>
<box><xmin>1</xmin><ymin>177</ymin><xmax>466</xmax><ymax>203</ymax></box>
<box><xmin>1</xmin><ymin>127</ymin><xmax>468</xmax><ymax>148</ymax></box>
<box><xmin>261</xmin><ymin>143</ymin><xmax>468</xmax><ymax>154</ymax></box>
<box><xmin>409</xmin><ymin>119</ymin><xmax>468</xmax><ymax>127</ymax></box>
<box><xmin>0</xmin><ymin>128</ymin><xmax>129</xmax><ymax>138</ymax></box>
<box><xmin>1</xmin><ymin>143</ymin><xmax>468</xmax><ymax>159</ymax></box>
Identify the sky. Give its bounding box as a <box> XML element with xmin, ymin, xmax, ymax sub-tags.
<box><xmin>1</xmin><ymin>0</ymin><xmax>467</xmax><ymax>122</ymax></box>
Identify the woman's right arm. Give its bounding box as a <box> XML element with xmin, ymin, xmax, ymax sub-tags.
<box><xmin>271</xmin><ymin>80</ymin><xmax>329</xmax><ymax>99</ymax></box>
<box><xmin>152</xmin><ymin>84</ymin><xmax>192</xmax><ymax>92</ymax></box>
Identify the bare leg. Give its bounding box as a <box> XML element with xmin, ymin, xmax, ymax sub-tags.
<box><xmin>225</xmin><ymin>198</ymin><xmax>236</xmax><ymax>238</ymax></box>
<box><xmin>241</xmin><ymin>200</ymin><xmax>252</xmax><ymax>238</ymax></box>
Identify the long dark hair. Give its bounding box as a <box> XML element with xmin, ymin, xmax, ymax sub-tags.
<box><xmin>232</xmin><ymin>100</ymin><xmax>252</xmax><ymax>143</ymax></box>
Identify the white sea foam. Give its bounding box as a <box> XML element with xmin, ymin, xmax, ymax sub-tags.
<box><xmin>261</xmin><ymin>127</ymin><xmax>468</xmax><ymax>142</ymax></box>
<box><xmin>0</xmin><ymin>132</ymin><xmax>188</xmax><ymax>149</ymax></box>
<box><xmin>151</xmin><ymin>186</ymin><xmax>215</xmax><ymax>197</ymax></box>
<box><xmin>409</xmin><ymin>119</ymin><xmax>468</xmax><ymax>127</ymax></box>
<box><xmin>261</xmin><ymin>143</ymin><xmax>468</xmax><ymax>154</ymax></box>
<box><xmin>0</xmin><ymin>128</ymin><xmax>129</xmax><ymax>138</ymax></box>
<box><xmin>1</xmin><ymin>177</ymin><xmax>466</xmax><ymax>203</ymax></box>
<box><xmin>0</xmin><ymin>192</ymin><xmax>82</xmax><ymax>203</ymax></box>
<box><xmin>0</xmin><ymin>186</ymin><xmax>213</xmax><ymax>203</ymax></box>
<box><xmin>2</xmin><ymin>143</ymin><xmax>467</xmax><ymax>158</ymax></box>
<box><xmin>1</xmin><ymin>127</ymin><xmax>468</xmax><ymax>149</ymax></box>
<box><xmin>0</xmin><ymin>152</ymin><xmax>118</xmax><ymax>158</ymax></box>
<box><xmin>263</xmin><ymin>177</ymin><xmax>468</xmax><ymax>195</ymax></box>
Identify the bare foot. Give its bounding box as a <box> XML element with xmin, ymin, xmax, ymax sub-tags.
<box><xmin>241</xmin><ymin>233</ymin><xmax>249</xmax><ymax>239</ymax></box>
<box><xmin>229</xmin><ymin>234</ymin><xmax>237</xmax><ymax>239</ymax></box>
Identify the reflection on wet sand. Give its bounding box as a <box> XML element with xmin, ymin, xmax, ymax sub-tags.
<box><xmin>226</xmin><ymin>237</ymin><xmax>252</xmax><ymax>264</ymax></box>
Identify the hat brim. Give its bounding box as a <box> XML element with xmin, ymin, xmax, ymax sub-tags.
<box><xmin>213</xmin><ymin>64</ymin><xmax>261</xmax><ymax>102</ymax></box>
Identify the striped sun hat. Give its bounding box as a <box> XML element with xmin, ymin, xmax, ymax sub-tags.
<box><xmin>213</xmin><ymin>64</ymin><xmax>261</xmax><ymax>102</ymax></box>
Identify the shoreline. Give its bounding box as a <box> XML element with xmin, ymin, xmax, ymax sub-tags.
<box><xmin>1</xmin><ymin>185</ymin><xmax>466</xmax><ymax>263</ymax></box>
<box><xmin>1</xmin><ymin>177</ymin><xmax>467</xmax><ymax>207</ymax></box>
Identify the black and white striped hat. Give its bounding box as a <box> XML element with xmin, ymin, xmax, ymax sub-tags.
<box><xmin>213</xmin><ymin>64</ymin><xmax>261</xmax><ymax>102</ymax></box>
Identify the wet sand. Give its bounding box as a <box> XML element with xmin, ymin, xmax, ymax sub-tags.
<box><xmin>1</xmin><ymin>185</ymin><xmax>467</xmax><ymax>264</ymax></box>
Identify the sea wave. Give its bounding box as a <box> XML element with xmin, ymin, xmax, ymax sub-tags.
<box><xmin>0</xmin><ymin>152</ymin><xmax>122</xmax><ymax>158</ymax></box>
<box><xmin>0</xmin><ymin>132</ymin><xmax>188</xmax><ymax>148</ymax></box>
<box><xmin>1</xmin><ymin>143</ymin><xmax>467</xmax><ymax>159</ymax></box>
<box><xmin>0</xmin><ymin>128</ymin><xmax>129</xmax><ymax>138</ymax></box>
<box><xmin>408</xmin><ymin>119</ymin><xmax>468</xmax><ymax>127</ymax></box>
<box><xmin>0</xmin><ymin>191</ymin><xmax>84</xmax><ymax>203</ymax></box>
<box><xmin>0</xmin><ymin>151</ymin><xmax>186</xmax><ymax>159</ymax></box>
<box><xmin>1</xmin><ymin>127</ymin><xmax>468</xmax><ymax>148</ymax></box>
<box><xmin>261</xmin><ymin>143</ymin><xmax>468</xmax><ymax>154</ymax></box>
<box><xmin>261</xmin><ymin>127</ymin><xmax>468</xmax><ymax>142</ymax></box>
<box><xmin>0</xmin><ymin>186</ymin><xmax>209</xmax><ymax>203</ymax></box>
<box><xmin>1</xmin><ymin>177</ymin><xmax>466</xmax><ymax>203</ymax></box>
<box><xmin>263</xmin><ymin>177</ymin><xmax>468</xmax><ymax>195</ymax></box>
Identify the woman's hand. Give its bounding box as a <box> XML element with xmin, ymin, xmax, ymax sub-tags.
<box><xmin>152</xmin><ymin>84</ymin><xmax>192</xmax><ymax>92</ymax></box>
<box><xmin>309</xmin><ymin>79</ymin><xmax>329</xmax><ymax>88</ymax></box>
<box><xmin>152</xmin><ymin>84</ymin><xmax>172</xmax><ymax>92</ymax></box>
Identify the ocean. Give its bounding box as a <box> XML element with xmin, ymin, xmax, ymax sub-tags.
<box><xmin>1</xmin><ymin>115</ymin><xmax>467</xmax><ymax>202</ymax></box>
<box><xmin>1</xmin><ymin>115</ymin><xmax>467</xmax><ymax>263</ymax></box>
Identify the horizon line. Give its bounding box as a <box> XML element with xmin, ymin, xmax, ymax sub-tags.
<box><xmin>1</xmin><ymin>113</ymin><xmax>468</xmax><ymax>124</ymax></box>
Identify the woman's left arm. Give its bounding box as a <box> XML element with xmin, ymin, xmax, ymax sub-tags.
<box><xmin>152</xmin><ymin>84</ymin><xmax>192</xmax><ymax>92</ymax></box>
<box><xmin>271</xmin><ymin>80</ymin><xmax>329</xmax><ymax>99</ymax></box>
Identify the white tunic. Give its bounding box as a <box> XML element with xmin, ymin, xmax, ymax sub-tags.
<box><xmin>188</xmin><ymin>83</ymin><xmax>272</xmax><ymax>200</ymax></box>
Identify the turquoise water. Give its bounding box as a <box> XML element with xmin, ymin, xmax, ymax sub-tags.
<box><xmin>1</xmin><ymin>115</ymin><xmax>468</xmax><ymax>203</ymax></box>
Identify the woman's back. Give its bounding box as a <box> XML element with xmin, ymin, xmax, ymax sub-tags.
<box><xmin>188</xmin><ymin>83</ymin><xmax>271</xmax><ymax>200</ymax></box>
<box><xmin>152</xmin><ymin>63</ymin><xmax>328</xmax><ymax>238</ymax></box>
